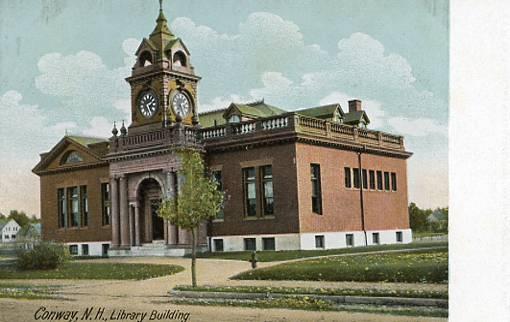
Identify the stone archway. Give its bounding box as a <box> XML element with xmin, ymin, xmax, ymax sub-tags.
<box><xmin>136</xmin><ymin>178</ymin><xmax>164</xmax><ymax>243</ymax></box>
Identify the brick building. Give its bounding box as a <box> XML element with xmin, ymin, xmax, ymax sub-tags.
<box><xmin>33</xmin><ymin>6</ymin><xmax>412</xmax><ymax>256</ymax></box>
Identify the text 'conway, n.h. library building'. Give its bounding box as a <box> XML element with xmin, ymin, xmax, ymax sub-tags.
<box><xmin>33</xmin><ymin>6</ymin><xmax>413</xmax><ymax>257</ymax></box>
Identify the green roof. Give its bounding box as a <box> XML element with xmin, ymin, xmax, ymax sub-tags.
<box><xmin>228</xmin><ymin>101</ymin><xmax>287</xmax><ymax>118</ymax></box>
<box><xmin>199</xmin><ymin>109</ymin><xmax>227</xmax><ymax>128</ymax></box>
<box><xmin>66</xmin><ymin>136</ymin><xmax>108</xmax><ymax>148</ymax></box>
<box><xmin>296</xmin><ymin>104</ymin><xmax>342</xmax><ymax>119</ymax></box>
<box><xmin>343</xmin><ymin>111</ymin><xmax>370</xmax><ymax>124</ymax></box>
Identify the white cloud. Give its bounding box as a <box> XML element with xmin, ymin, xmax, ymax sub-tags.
<box><xmin>82</xmin><ymin>116</ymin><xmax>114</xmax><ymax>138</ymax></box>
<box><xmin>34</xmin><ymin>39</ymin><xmax>138</xmax><ymax>121</ymax></box>
<box><xmin>0</xmin><ymin>90</ymin><xmax>66</xmax><ymax>216</ymax></box>
<box><xmin>386</xmin><ymin>117</ymin><xmax>447</xmax><ymax>137</ymax></box>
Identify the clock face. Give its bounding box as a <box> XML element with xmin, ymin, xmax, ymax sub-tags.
<box><xmin>138</xmin><ymin>91</ymin><xmax>159</xmax><ymax>118</ymax></box>
<box><xmin>172</xmin><ymin>92</ymin><xmax>190</xmax><ymax>118</ymax></box>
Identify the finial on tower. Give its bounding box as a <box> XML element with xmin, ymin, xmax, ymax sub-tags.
<box><xmin>159</xmin><ymin>0</ymin><xmax>163</xmax><ymax>12</ymax></box>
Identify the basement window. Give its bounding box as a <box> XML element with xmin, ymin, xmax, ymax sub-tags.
<box><xmin>315</xmin><ymin>235</ymin><xmax>325</xmax><ymax>249</ymax></box>
<box><xmin>244</xmin><ymin>238</ymin><xmax>256</xmax><ymax>251</ymax></box>
<box><xmin>214</xmin><ymin>239</ymin><xmax>224</xmax><ymax>252</ymax></box>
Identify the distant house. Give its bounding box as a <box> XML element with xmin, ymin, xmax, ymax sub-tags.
<box><xmin>1</xmin><ymin>219</ymin><xmax>21</xmax><ymax>243</ymax></box>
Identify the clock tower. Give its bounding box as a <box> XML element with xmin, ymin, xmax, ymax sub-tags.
<box><xmin>126</xmin><ymin>2</ymin><xmax>200</xmax><ymax>133</ymax></box>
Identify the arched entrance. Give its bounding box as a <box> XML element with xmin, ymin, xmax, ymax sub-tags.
<box><xmin>137</xmin><ymin>178</ymin><xmax>164</xmax><ymax>243</ymax></box>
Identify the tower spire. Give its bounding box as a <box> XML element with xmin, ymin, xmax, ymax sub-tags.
<box><xmin>159</xmin><ymin>0</ymin><xmax>163</xmax><ymax>12</ymax></box>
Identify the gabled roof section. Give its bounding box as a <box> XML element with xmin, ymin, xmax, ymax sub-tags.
<box><xmin>32</xmin><ymin>135</ymin><xmax>108</xmax><ymax>175</ymax></box>
<box><xmin>134</xmin><ymin>38</ymin><xmax>157</xmax><ymax>56</ymax></box>
<box><xmin>343</xmin><ymin>111</ymin><xmax>371</xmax><ymax>125</ymax></box>
<box><xmin>296</xmin><ymin>103</ymin><xmax>344</xmax><ymax>119</ymax></box>
<box><xmin>199</xmin><ymin>109</ymin><xmax>227</xmax><ymax>128</ymax></box>
<box><xmin>165</xmin><ymin>38</ymin><xmax>191</xmax><ymax>56</ymax></box>
<box><xmin>223</xmin><ymin>100</ymin><xmax>287</xmax><ymax>119</ymax></box>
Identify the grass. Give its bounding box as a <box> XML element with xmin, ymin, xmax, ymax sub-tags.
<box><xmin>195</xmin><ymin>241</ymin><xmax>447</xmax><ymax>262</ymax></box>
<box><xmin>170</xmin><ymin>297</ymin><xmax>448</xmax><ymax>318</ymax></box>
<box><xmin>233</xmin><ymin>249</ymin><xmax>448</xmax><ymax>284</ymax></box>
<box><xmin>0</xmin><ymin>284</ymin><xmax>61</xmax><ymax>300</ymax></box>
<box><xmin>413</xmin><ymin>232</ymin><xmax>447</xmax><ymax>239</ymax></box>
<box><xmin>174</xmin><ymin>285</ymin><xmax>448</xmax><ymax>299</ymax></box>
<box><xmin>0</xmin><ymin>262</ymin><xmax>184</xmax><ymax>280</ymax></box>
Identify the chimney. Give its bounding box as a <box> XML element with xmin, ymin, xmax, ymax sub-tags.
<box><xmin>348</xmin><ymin>100</ymin><xmax>362</xmax><ymax>113</ymax></box>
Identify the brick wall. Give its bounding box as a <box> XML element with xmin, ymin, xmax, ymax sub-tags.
<box><xmin>295</xmin><ymin>143</ymin><xmax>409</xmax><ymax>233</ymax></box>
<box><xmin>206</xmin><ymin>143</ymin><xmax>300</xmax><ymax>236</ymax></box>
<box><xmin>40</xmin><ymin>165</ymin><xmax>111</xmax><ymax>243</ymax></box>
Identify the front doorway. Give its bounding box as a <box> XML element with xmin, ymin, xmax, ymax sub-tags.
<box><xmin>151</xmin><ymin>199</ymin><xmax>164</xmax><ymax>240</ymax></box>
<box><xmin>137</xmin><ymin>178</ymin><xmax>164</xmax><ymax>243</ymax></box>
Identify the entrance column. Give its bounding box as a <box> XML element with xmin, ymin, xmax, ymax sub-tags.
<box><xmin>134</xmin><ymin>203</ymin><xmax>140</xmax><ymax>246</ymax></box>
<box><xmin>129</xmin><ymin>204</ymin><xmax>134</xmax><ymax>246</ymax></box>
<box><xmin>110</xmin><ymin>176</ymin><xmax>120</xmax><ymax>248</ymax></box>
<box><xmin>119</xmin><ymin>174</ymin><xmax>130</xmax><ymax>248</ymax></box>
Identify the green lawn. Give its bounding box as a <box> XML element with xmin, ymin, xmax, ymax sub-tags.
<box><xmin>233</xmin><ymin>249</ymin><xmax>448</xmax><ymax>283</ymax></box>
<box><xmin>174</xmin><ymin>285</ymin><xmax>448</xmax><ymax>299</ymax></box>
<box><xmin>196</xmin><ymin>241</ymin><xmax>447</xmax><ymax>262</ymax></box>
<box><xmin>0</xmin><ymin>262</ymin><xmax>184</xmax><ymax>280</ymax></box>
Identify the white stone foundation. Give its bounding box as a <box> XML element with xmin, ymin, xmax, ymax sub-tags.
<box><xmin>211</xmin><ymin>229</ymin><xmax>413</xmax><ymax>252</ymax></box>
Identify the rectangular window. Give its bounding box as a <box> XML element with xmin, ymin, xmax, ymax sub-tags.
<box><xmin>377</xmin><ymin>171</ymin><xmax>383</xmax><ymax>190</ymax></box>
<box><xmin>391</xmin><ymin>172</ymin><xmax>397</xmax><ymax>191</ymax></box>
<box><xmin>214</xmin><ymin>239</ymin><xmax>224</xmax><ymax>252</ymax></box>
<box><xmin>80</xmin><ymin>186</ymin><xmax>88</xmax><ymax>227</ymax></box>
<box><xmin>315</xmin><ymin>235</ymin><xmax>325</xmax><ymax>249</ymax></box>
<box><xmin>396</xmin><ymin>231</ymin><xmax>403</xmax><ymax>243</ymax></box>
<box><xmin>262</xmin><ymin>237</ymin><xmax>275</xmax><ymax>251</ymax></box>
<box><xmin>212</xmin><ymin>170</ymin><xmax>224</xmax><ymax>220</ymax></box>
<box><xmin>384</xmin><ymin>172</ymin><xmax>390</xmax><ymax>191</ymax></box>
<box><xmin>369</xmin><ymin>170</ymin><xmax>376</xmax><ymax>190</ymax></box>
<box><xmin>310</xmin><ymin>164</ymin><xmax>322</xmax><ymax>214</ymax></box>
<box><xmin>344</xmin><ymin>167</ymin><xmax>352</xmax><ymax>188</ymax></box>
<box><xmin>68</xmin><ymin>187</ymin><xmax>80</xmax><ymax>227</ymax></box>
<box><xmin>262</xmin><ymin>166</ymin><xmax>274</xmax><ymax>216</ymax></box>
<box><xmin>346</xmin><ymin>234</ymin><xmax>354</xmax><ymax>247</ymax></box>
<box><xmin>353</xmin><ymin>168</ymin><xmax>361</xmax><ymax>189</ymax></box>
<box><xmin>101</xmin><ymin>183</ymin><xmax>111</xmax><ymax>226</ymax></box>
<box><xmin>372</xmin><ymin>233</ymin><xmax>380</xmax><ymax>245</ymax></box>
<box><xmin>243</xmin><ymin>168</ymin><xmax>257</xmax><ymax>217</ymax></box>
<box><xmin>82</xmin><ymin>244</ymin><xmax>89</xmax><ymax>256</ymax></box>
<box><xmin>362</xmin><ymin>169</ymin><xmax>368</xmax><ymax>189</ymax></box>
<box><xmin>69</xmin><ymin>245</ymin><xmax>78</xmax><ymax>255</ymax></box>
<box><xmin>244</xmin><ymin>238</ymin><xmax>256</xmax><ymax>251</ymax></box>
<box><xmin>102</xmin><ymin>244</ymin><xmax>109</xmax><ymax>257</ymax></box>
<box><xmin>58</xmin><ymin>188</ymin><xmax>66</xmax><ymax>228</ymax></box>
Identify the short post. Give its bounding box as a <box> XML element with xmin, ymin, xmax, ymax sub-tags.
<box><xmin>250</xmin><ymin>251</ymin><xmax>258</xmax><ymax>269</ymax></box>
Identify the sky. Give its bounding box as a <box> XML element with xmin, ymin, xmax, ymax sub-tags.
<box><xmin>0</xmin><ymin>0</ymin><xmax>448</xmax><ymax>216</ymax></box>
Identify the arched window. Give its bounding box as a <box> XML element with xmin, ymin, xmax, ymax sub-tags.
<box><xmin>61</xmin><ymin>151</ymin><xmax>83</xmax><ymax>165</ymax></box>
<box><xmin>139</xmin><ymin>51</ymin><xmax>153</xmax><ymax>67</ymax></box>
<box><xmin>173</xmin><ymin>51</ymin><xmax>187</xmax><ymax>67</ymax></box>
<box><xmin>229</xmin><ymin>115</ymin><xmax>241</xmax><ymax>123</ymax></box>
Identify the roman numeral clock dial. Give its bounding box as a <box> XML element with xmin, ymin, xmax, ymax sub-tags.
<box><xmin>172</xmin><ymin>92</ymin><xmax>190</xmax><ymax>119</ymax></box>
<box><xmin>138</xmin><ymin>90</ymin><xmax>159</xmax><ymax>118</ymax></box>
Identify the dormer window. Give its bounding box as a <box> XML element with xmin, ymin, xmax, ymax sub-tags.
<box><xmin>139</xmin><ymin>51</ymin><xmax>153</xmax><ymax>67</ymax></box>
<box><xmin>229</xmin><ymin>115</ymin><xmax>241</xmax><ymax>123</ymax></box>
<box><xmin>334</xmin><ymin>112</ymin><xmax>343</xmax><ymax>124</ymax></box>
<box><xmin>62</xmin><ymin>151</ymin><xmax>83</xmax><ymax>164</ymax></box>
<box><xmin>173</xmin><ymin>51</ymin><xmax>187</xmax><ymax>67</ymax></box>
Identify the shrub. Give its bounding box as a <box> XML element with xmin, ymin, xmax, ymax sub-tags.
<box><xmin>16</xmin><ymin>242</ymin><xmax>70</xmax><ymax>270</ymax></box>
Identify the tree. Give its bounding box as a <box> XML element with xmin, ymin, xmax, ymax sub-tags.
<box><xmin>158</xmin><ymin>150</ymin><xmax>224</xmax><ymax>287</ymax></box>
<box><xmin>8</xmin><ymin>210</ymin><xmax>30</xmax><ymax>228</ymax></box>
<box><xmin>408</xmin><ymin>202</ymin><xmax>429</xmax><ymax>232</ymax></box>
